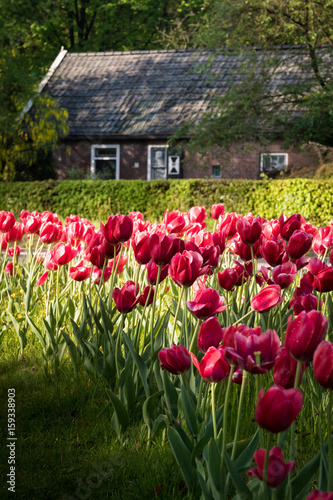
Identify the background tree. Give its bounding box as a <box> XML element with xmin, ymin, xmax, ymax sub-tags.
<box><xmin>182</xmin><ymin>0</ymin><xmax>333</xmax><ymax>155</ymax></box>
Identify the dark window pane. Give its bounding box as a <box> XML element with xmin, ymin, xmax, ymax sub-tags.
<box><xmin>95</xmin><ymin>159</ymin><xmax>116</xmax><ymax>179</ymax></box>
<box><xmin>96</xmin><ymin>148</ymin><xmax>117</xmax><ymax>157</ymax></box>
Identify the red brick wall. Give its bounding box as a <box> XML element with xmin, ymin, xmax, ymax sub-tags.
<box><xmin>54</xmin><ymin>139</ymin><xmax>320</xmax><ymax>180</ymax></box>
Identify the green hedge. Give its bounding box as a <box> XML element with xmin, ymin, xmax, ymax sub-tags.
<box><xmin>0</xmin><ymin>178</ymin><xmax>332</xmax><ymax>226</ymax></box>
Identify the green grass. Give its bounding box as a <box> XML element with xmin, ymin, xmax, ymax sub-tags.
<box><xmin>0</xmin><ymin>350</ymin><xmax>184</xmax><ymax>500</ymax></box>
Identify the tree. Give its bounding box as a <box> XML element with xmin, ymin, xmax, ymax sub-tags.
<box><xmin>181</xmin><ymin>0</ymin><xmax>333</xmax><ymax>155</ymax></box>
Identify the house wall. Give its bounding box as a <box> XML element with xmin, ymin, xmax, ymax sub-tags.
<box><xmin>54</xmin><ymin>138</ymin><xmax>320</xmax><ymax>181</ymax></box>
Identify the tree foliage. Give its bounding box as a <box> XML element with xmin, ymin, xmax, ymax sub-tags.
<box><xmin>184</xmin><ymin>0</ymin><xmax>333</xmax><ymax>153</ymax></box>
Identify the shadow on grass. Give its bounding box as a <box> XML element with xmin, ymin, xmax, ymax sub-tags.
<box><xmin>0</xmin><ymin>356</ymin><xmax>185</xmax><ymax>500</ymax></box>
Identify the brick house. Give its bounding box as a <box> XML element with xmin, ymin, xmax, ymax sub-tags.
<box><xmin>40</xmin><ymin>46</ymin><xmax>326</xmax><ymax>181</ymax></box>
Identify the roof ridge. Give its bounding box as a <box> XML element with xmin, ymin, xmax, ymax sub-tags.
<box><xmin>64</xmin><ymin>44</ymin><xmax>316</xmax><ymax>57</ymax></box>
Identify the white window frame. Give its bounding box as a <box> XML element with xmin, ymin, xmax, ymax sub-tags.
<box><xmin>147</xmin><ymin>145</ymin><xmax>168</xmax><ymax>181</ymax></box>
<box><xmin>260</xmin><ymin>153</ymin><xmax>288</xmax><ymax>173</ymax></box>
<box><xmin>91</xmin><ymin>144</ymin><xmax>120</xmax><ymax>179</ymax></box>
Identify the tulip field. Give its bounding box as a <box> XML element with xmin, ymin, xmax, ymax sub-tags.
<box><xmin>1</xmin><ymin>205</ymin><xmax>333</xmax><ymax>499</ymax></box>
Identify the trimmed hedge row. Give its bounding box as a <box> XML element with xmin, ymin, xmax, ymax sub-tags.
<box><xmin>0</xmin><ymin>178</ymin><xmax>332</xmax><ymax>226</ymax></box>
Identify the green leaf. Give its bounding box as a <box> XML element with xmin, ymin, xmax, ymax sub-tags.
<box><xmin>291</xmin><ymin>443</ymin><xmax>327</xmax><ymax>499</ymax></box>
<box><xmin>224</xmin><ymin>450</ymin><xmax>252</xmax><ymax>499</ymax></box>
<box><xmin>122</xmin><ymin>332</ymin><xmax>150</xmax><ymax>398</ymax></box>
<box><xmin>234</xmin><ymin>430</ymin><xmax>259</xmax><ymax>470</ymax></box>
<box><xmin>161</xmin><ymin>369</ymin><xmax>179</xmax><ymax>420</ymax></box>
<box><xmin>62</xmin><ymin>331</ymin><xmax>79</xmax><ymax>376</ymax></box>
<box><xmin>143</xmin><ymin>390</ymin><xmax>164</xmax><ymax>433</ymax></box>
<box><xmin>107</xmin><ymin>389</ymin><xmax>130</xmax><ymax>436</ymax></box>
<box><xmin>167</xmin><ymin>426</ymin><xmax>198</xmax><ymax>492</ymax></box>
<box><xmin>181</xmin><ymin>384</ymin><xmax>198</xmax><ymax>437</ymax></box>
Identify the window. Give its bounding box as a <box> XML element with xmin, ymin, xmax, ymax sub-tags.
<box><xmin>91</xmin><ymin>145</ymin><xmax>120</xmax><ymax>179</ymax></box>
<box><xmin>212</xmin><ymin>165</ymin><xmax>221</xmax><ymax>179</ymax></box>
<box><xmin>260</xmin><ymin>153</ymin><xmax>288</xmax><ymax>175</ymax></box>
<box><xmin>147</xmin><ymin>145</ymin><xmax>168</xmax><ymax>180</ymax></box>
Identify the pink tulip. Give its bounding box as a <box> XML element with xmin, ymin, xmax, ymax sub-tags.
<box><xmin>286</xmin><ymin>310</ymin><xmax>328</xmax><ymax>363</ymax></box>
<box><xmin>247</xmin><ymin>446</ymin><xmax>296</xmax><ymax>488</ymax></box>
<box><xmin>158</xmin><ymin>344</ymin><xmax>191</xmax><ymax>375</ymax></box>
<box><xmin>187</xmin><ymin>288</ymin><xmax>228</xmax><ymax>319</ymax></box>
<box><xmin>255</xmin><ymin>385</ymin><xmax>303</xmax><ymax>433</ymax></box>
<box><xmin>251</xmin><ymin>285</ymin><xmax>283</xmax><ymax>313</ymax></box>
<box><xmin>191</xmin><ymin>346</ymin><xmax>230</xmax><ymax>382</ymax></box>
<box><xmin>197</xmin><ymin>317</ymin><xmax>224</xmax><ymax>352</ymax></box>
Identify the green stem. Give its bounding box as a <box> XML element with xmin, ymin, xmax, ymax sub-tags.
<box><xmin>263</xmin><ymin>432</ymin><xmax>273</xmax><ymax>500</ymax></box>
<box><xmin>171</xmin><ymin>286</ymin><xmax>185</xmax><ymax>345</ymax></box>
<box><xmin>231</xmin><ymin>370</ymin><xmax>248</xmax><ymax>460</ymax></box>
<box><xmin>183</xmin><ymin>287</ymin><xmax>189</xmax><ymax>349</ymax></box>
<box><xmin>149</xmin><ymin>264</ymin><xmax>161</xmax><ymax>353</ymax></box>
<box><xmin>189</xmin><ymin>319</ymin><xmax>202</xmax><ymax>352</ymax></box>
<box><xmin>328</xmin><ymin>390</ymin><xmax>332</xmax><ymax>490</ymax></box>
<box><xmin>233</xmin><ymin>308</ymin><xmax>253</xmax><ymax>326</ymax></box>
<box><xmin>317</xmin><ymin>292</ymin><xmax>322</xmax><ymax>311</ymax></box>
<box><xmin>211</xmin><ymin>383</ymin><xmax>217</xmax><ymax>439</ymax></box>
<box><xmin>221</xmin><ymin>366</ymin><xmax>235</xmax><ymax>472</ymax></box>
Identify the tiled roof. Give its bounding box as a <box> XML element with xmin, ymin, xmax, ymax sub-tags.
<box><xmin>42</xmin><ymin>47</ymin><xmax>330</xmax><ymax>139</ymax></box>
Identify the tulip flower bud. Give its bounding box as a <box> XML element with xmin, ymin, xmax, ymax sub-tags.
<box><xmin>313</xmin><ymin>341</ymin><xmax>333</xmax><ymax>390</ymax></box>
<box><xmin>285</xmin><ymin>310</ymin><xmax>328</xmax><ymax>362</ymax></box>
<box><xmin>191</xmin><ymin>346</ymin><xmax>230</xmax><ymax>382</ymax></box>
<box><xmin>255</xmin><ymin>385</ymin><xmax>303</xmax><ymax>433</ymax></box>
<box><xmin>247</xmin><ymin>446</ymin><xmax>296</xmax><ymax>488</ymax></box>
<box><xmin>197</xmin><ymin>317</ymin><xmax>224</xmax><ymax>352</ymax></box>
<box><xmin>211</xmin><ymin>204</ymin><xmax>224</xmax><ymax>220</ymax></box>
<box><xmin>158</xmin><ymin>344</ymin><xmax>191</xmax><ymax>375</ymax></box>
<box><xmin>251</xmin><ymin>285</ymin><xmax>283</xmax><ymax>313</ymax></box>
<box><xmin>286</xmin><ymin>230</ymin><xmax>313</xmax><ymax>260</ymax></box>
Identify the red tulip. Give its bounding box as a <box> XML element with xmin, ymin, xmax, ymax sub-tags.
<box><xmin>8</xmin><ymin>246</ymin><xmax>21</xmax><ymax>257</ymax></box>
<box><xmin>273</xmin><ymin>346</ymin><xmax>305</xmax><ymax>389</ymax></box>
<box><xmin>232</xmin><ymin>367</ymin><xmax>243</xmax><ymax>385</ymax></box>
<box><xmin>211</xmin><ymin>204</ymin><xmax>224</xmax><ymax>220</ymax></box>
<box><xmin>286</xmin><ymin>230</ymin><xmax>313</xmax><ymax>259</ymax></box>
<box><xmin>36</xmin><ymin>270</ymin><xmax>49</xmax><ymax>286</ymax></box>
<box><xmin>247</xmin><ymin>446</ymin><xmax>296</xmax><ymax>488</ymax></box>
<box><xmin>191</xmin><ymin>346</ymin><xmax>230</xmax><ymax>382</ymax></box>
<box><xmin>169</xmin><ymin>250</ymin><xmax>204</xmax><ymax>287</ymax></box>
<box><xmin>39</xmin><ymin>222</ymin><xmax>63</xmax><ymax>244</ymax></box>
<box><xmin>146</xmin><ymin>260</ymin><xmax>169</xmax><ymax>285</ymax></box>
<box><xmin>197</xmin><ymin>317</ymin><xmax>224</xmax><ymax>352</ymax></box>
<box><xmin>312</xmin><ymin>226</ymin><xmax>333</xmax><ymax>256</ymax></box>
<box><xmin>91</xmin><ymin>266</ymin><xmax>112</xmax><ymax>285</ymax></box>
<box><xmin>132</xmin><ymin>231</ymin><xmax>151</xmax><ymax>265</ymax></box>
<box><xmin>272</xmin><ymin>262</ymin><xmax>297</xmax><ymax>289</ymax></box>
<box><xmin>188</xmin><ymin>206</ymin><xmax>207</xmax><ymax>225</ymax></box>
<box><xmin>306</xmin><ymin>490</ymin><xmax>333</xmax><ymax>500</ymax></box>
<box><xmin>212</xmin><ymin>231</ymin><xmax>226</xmax><ymax>254</ymax></box>
<box><xmin>279</xmin><ymin>214</ymin><xmax>302</xmax><ymax>240</ymax></box>
<box><xmin>148</xmin><ymin>233</ymin><xmax>177</xmax><ymax>265</ymax></box>
<box><xmin>109</xmin><ymin>254</ymin><xmax>128</xmax><ymax>275</ymax></box>
<box><xmin>218</xmin><ymin>267</ymin><xmax>241</xmax><ymax>291</ymax></box>
<box><xmin>112</xmin><ymin>280</ymin><xmax>140</xmax><ymax>314</ymax></box>
<box><xmin>52</xmin><ymin>242</ymin><xmax>77</xmax><ymax>266</ymax></box>
<box><xmin>101</xmin><ymin>214</ymin><xmax>133</xmax><ymax>244</ymax></box>
<box><xmin>201</xmin><ymin>245</ymin><xmax>220</xmax><ymax>269</ymax></box>
<box><xmin>260</xmin><ymin>238</ymin><xmax>285</xmax><ymax>267</ymax></box>
<box><xmin>187</xmin><ymin>287</ymin><xmax>228</xmax><ymax>319</ymax></box>
<box><xmin>69</xmin><ymin>261</ymin><xmax>91</xmax><ymax>281</ymax></box>
<box><xmin>0</xmin><ymin>211</ymin><xmax>15</xmax><ymax>233</ymax></box>
<box><xmin>163</xmin><ymin>210</ymin><xmax>187</xmax><ymax>233</ymax></box>
<box><xmin>158</xmin><ymin>344</ymin><xmax>191</xmax><ymax>375</ymax></box>
<box><xmin>251</xmin><ymin>285</ymin><xmax>283</xmax><ymax>313</ymax></box>
<box><xmin>24</xmin><ymin>214</ymin><xmax>42</xmax><ymax>234</ymax></box>
<box><xmin>224</xmin><ymin>327</ymin><xmax>280</xmax><ymax>374</ymax></box>
<box><xmin>255</xmin><ymin>385</ymin><xmax>303</xmax><ymax>433</ymax></box>
<box><xmin>236</xmin><ymin>216</ymin><xmax>262</xmax><ymax>245</ymax></box>
<box><xmin>307</xmin><ymin>257</ymin><xmax>327</xmax><ymax>275</ymax></box>
<box><xmin>310</xmin><ymin>267</ymin><xmax>333</xmax><ymax>293</ymax></box>
<box><xmin>218</xmin><ymin>212</ymin><xmax>240</xmax><ymax>238</ymax></box>
<box><xmin>138</xmin><ymin>285</ymin><xmax>155</xmax><ymax>307</ymax></box>
<box><xmin>3</xmin><ymin>222</ymin><xmax>25</xmax><ymax>243</ymax></box>
<box><xmin>286</xmin><ymin>310</ymin><xmax>328</xmax><ymax>362</ymax></box>
<box><xmin>5</xmin><ymin>262</ymin><xmax>13</xmax><ymax>276</ymax></box>
<box><xmin>313</xmin><ymin>341</ymin><xmax>333</xmax><ymax>390</ymax></box>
